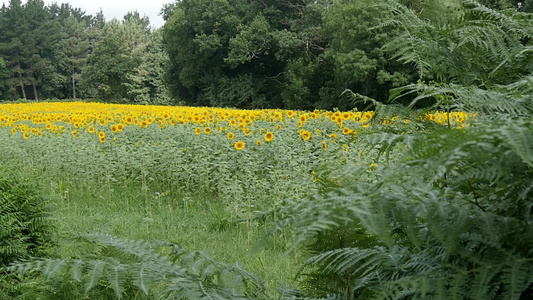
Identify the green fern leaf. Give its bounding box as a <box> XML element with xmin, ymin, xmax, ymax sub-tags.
<box><xmin>502</xmin><ymin>260</ymin><xmax>530</xmax><ymax>300</ymax></box>
<box><xmin>106</xmin><ymin>261</ymin><xmax>127</xmax><ymax>299</ymax></box>
<box><xmin>42</xmin><ymin>258</ymin><xmax>67</xmax><ymax>280</ymax></box>
<box><xmin>84</xmin><ymin>259</ymin><xmax>106</xmax><ymax>294</ymax></box>
<box><xmin>71</xmin><ymin>259</ymin><xmax>84</xmax><ymax>282</ymax></box>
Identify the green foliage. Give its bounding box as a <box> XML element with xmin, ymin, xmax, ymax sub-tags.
<box><xmin>382</xmin><ymin>0</ymin><xmax>533</xmax><ymax>88</ymax></box>
<box><xmin>272</xmin><ymin>1</ymin><xmax>533</xmax><ymax>298</ymax></box>
<box><xmin>0</xmin><ymin>165</ymin><xmax>53</xmax><ymax>298</ymax></box>
<box><xmin>8</xmin><ymin>233</ymin><xmax>269</xmax><ymax>299</ymax></box>
<box><xmin>0</xmin><ymin>166</ymin><xmax>52</xmax><ymax>268</ymax></box>
<box><xmin>322</xmin><ymin>0</ymin><xmax>416</xmax><ymax>108</ymax></box>
<box><xmin>0</xmin><ymin>1</ymin><xmax>168</xmax><ymax>103</ymax></box>
<box><xmin>280</xmin><ymin>114</ymin><xmax>533</xmax><ymax>299</ymax></box>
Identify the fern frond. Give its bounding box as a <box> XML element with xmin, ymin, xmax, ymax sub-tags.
<box><xmin>501</xmin><ymin>260</ymin><xmax>532</xmax><ymax>299</ymax></box>
<box><xmin>84</xmin><ymin>259</ymin><xmax>106</xmax><ymax>294</ymax></box>
<box><xmin>106</xmin><ymin>259</ymin><xmax>127</xmax><ymax>299</ymax></box>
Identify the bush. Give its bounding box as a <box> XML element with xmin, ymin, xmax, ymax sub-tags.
<box><xmin>0</xmin><ymin>166</ymin><xmax>53</xmax><ymax>296</ymax></box>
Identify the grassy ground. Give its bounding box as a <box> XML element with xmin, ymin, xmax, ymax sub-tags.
<box><xmin>40</xmin><ymin>173</ymin><xmax>303</xmax><ymax>297</ymax></box>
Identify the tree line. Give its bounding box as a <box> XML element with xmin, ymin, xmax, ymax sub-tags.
<box><xmin>0</xmin><ymin>0</ymin><xmax>529</xmax><ymax>109</ymax></box>
<box><xmin>0</xmin><ymin>0</ymin><xmax>169</xmax><ymax>104</ymax></box>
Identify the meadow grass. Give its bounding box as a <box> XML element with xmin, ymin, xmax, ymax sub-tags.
<box><xmin>40</xmin><ymin>174</ymin><xmax>303</xmax><ymax>297</ymax></box>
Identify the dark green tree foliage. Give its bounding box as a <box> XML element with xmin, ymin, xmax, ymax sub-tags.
<box><xmin>80</xmin><ymin>17</ymin><xmax>169</xmax><ymax>103</ymax></box>
<box><xmin>0</xmin><ymin>2</ymin><xmax>168</xmax><ymax>103</ymax></box>
<box><xmin>0</xmin><ymin>0</ymin><xmax>29</xmax><ymax>100</ymax></box>
<box><xmin>0</xmin><ymin>0</ymin><xmax>92</xmax><ymax>100</ymax></box>
<box><xmin>0</xmin><ymin>57</ymin><xmax>8</xmax><ymax>98</ymax></box>
<box><xmin>163</xmin><ymin>0</ymin><xmax>330</xmax><ymax>108</ymax></box>
<box><xmin>321</xmin><ymin>0</ymin><xmax>416</xmax><ymax>109</ymax></box>
<box><xmin>80</xmin><ymin>20</ymin><xmax>140</xmax><ymax>101</ymax></box>
<box><xmin>59</xmin><ymin>15</ymin><xmax>91</xmax><ymax>99</ymax></box>
<box><xmin>163</xmin><ymin>0</ymin><xmax>419</xmax><ymax>109</ymax></box>
<box><xmin>22</xmin><ymin>0</ymin><xmax>65</xmax><ymax>101</ymax></box>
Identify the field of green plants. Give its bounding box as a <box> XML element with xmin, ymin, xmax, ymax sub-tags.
<box><xmin>0</xmin><ymin>101</ymin><xmax>405</xmax><ymax>297</ymax></box>
<box><xmin>1</xmin><ymin>1</ymin><xmax>533</xmax><ymax>299</ymax></box>
<box><xmin>1</xmin><ymin>96</ymin><xmax>532</xmax><ymax>299</ymax></box>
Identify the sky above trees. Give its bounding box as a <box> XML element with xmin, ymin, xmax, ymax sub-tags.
<box><xmin>0</xmin><ymin>0</ymin><xmax>171</xmax><ymax>27</ymax></box>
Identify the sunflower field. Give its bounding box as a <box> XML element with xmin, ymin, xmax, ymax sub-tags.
<box><xmin>0</xmin><ymin>101</ymin><xmax>469</xmax><ymax>212</ymax></box>
<box><xmin>0</xmin><ymin>101</ymin><xmax>473</xmax><ymax>298</ymax></box>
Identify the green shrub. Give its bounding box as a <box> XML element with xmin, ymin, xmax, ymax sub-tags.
<box><xmin>0</xmin><ymin>166</ymin><xmax>53</xmax><ymax>297</ymax></box>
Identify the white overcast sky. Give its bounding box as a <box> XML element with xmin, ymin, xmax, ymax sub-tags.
<box><xmin>1</xmin><ymin>0</ymin><xmax>174</xmax><ymax>28</ymax></box>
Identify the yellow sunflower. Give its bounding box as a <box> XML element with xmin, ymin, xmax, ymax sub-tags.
<box><xmin>235</xmin><ymin>140</ymin><xmax>245</xmax><ymax>150</ymax></box>
<box><xmin>264</xmin><ymin>132</ymin><xmax>273</xmax><ymax>142</ymax></box>
<box><xmin>342</xmin><ymin>127</ymin><xmax>352</xmax><ymax>135</ymax></box>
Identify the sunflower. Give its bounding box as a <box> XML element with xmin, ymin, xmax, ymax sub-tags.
<box><xmin>235</xmin><ymin>140</ymin><xmax>245</xmax><ymax>150</ymax></box>
<box><xmin>10</xmin><ymin>128</ymin><xmax>15</xmax><ymax>134</ymax></box>
<box><xmin>117</xmin><ymin>123</ymin><xmax>125</xmax><ymax>131</ymax></box>
<box><xmin>342</xmin><ymin>127</ymin><xmax>352</xmax><ymax>135</ymax></box>
<box><xmin>99</xmin><ymin>136</ymin><xmax>106</xmax><ymax>143</ymax></box>
<box><xmin>286</xmin><ymin>110</ymin><xmax>295</xmax><ymax>118</ymax></box>
<box><xmin>111</xmin><ymin>125</ymin><xmax>118</xmax><ymax>133</ymax></box>
<box><xmin>299</xmin><ymin>114</ymin><xmax>307</xmax><ymax>123</ymax></box>
<box><xmin>23</xmin><ymin>132</ymin><xmax>30</xmax><ymax>139</ymax></box>
<box><xmin>195</xmin><ymin>127</ymin><xmax>201</xmax><ymax>135</ymax></box>
<box><xmin>88</xmin><ymin>126</ymin><xmax>95</xmax><ymax>134</ymax></box>
<box><xmin>342</xmin><ymin>112</ymin><xmax>351</xmax><ymax>120</ymax></box>
<box><xmin>227</xmin><ymin>132</ymin><xmax>234</xmax><ymax>140</ymax></box>
<box><xmin>204</xmin><ymin>127</ymin><xmax>212</xmax><ymax>134</ymax></box>
<box><xmin>322</xmin><ymin>141</ymin><xmax>327</xmax><ymax>151</ymax></box>
<box><xmin>300</xmin><ymin>130</ymin><xmax>311</xmax><ymax>141</ymax></box>
<box><xmin>98</xmin><ymin>131</ymin><xmax>105</xmax><ymax>138</ymax></box>
<box><xmin>264</xmin><ymin>132</ymin><xmax>273</xmax><ymax>142</ymax></box>
<box><xmin>256</xmin><ymin>140</ymin><xmax>261</xmax><ymax>146</ymax></box>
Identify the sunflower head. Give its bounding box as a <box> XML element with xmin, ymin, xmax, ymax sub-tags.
<box><xmin>342</xmin><ymin>127</ymin><xmax>351</xmax><ymax>135</ymax></box>
<box><xmin>264</xmin><ymin>132</ymin><xmax>273</xmax><ymax>142</ymax></box>
<box><xmin>235</xmin><ymin>140</ymin><xmax>245</xmax><ymax>150</ymax></box>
